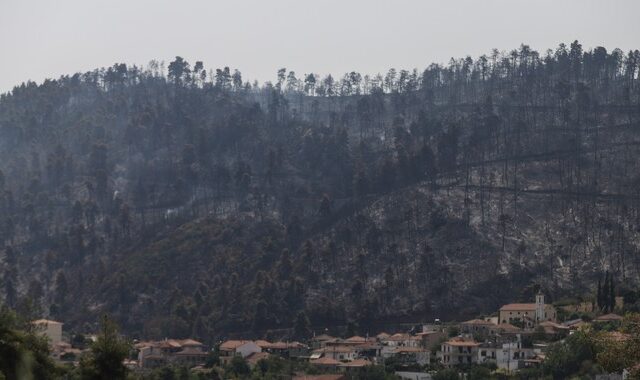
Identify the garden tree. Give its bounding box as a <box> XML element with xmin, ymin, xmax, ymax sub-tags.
<box><xmin>79</xmin><ymin>315</ymin><xmax>130</xmax><ymax>380</ymax></box>
<box><xmin>0</xmin><ymin>306</ymin><xmax>60</xmax><ymax>380</ymax></box>
<box><xmin>542</xmin><ymin>330</ymin><xmax>597</xmax><ymax>379</ymax></box>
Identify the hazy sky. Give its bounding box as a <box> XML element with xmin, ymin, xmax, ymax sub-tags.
<box><xmin>1</xmin><ymin>0</ymin><xmax>639</xmax><ymax>93</ymax></box>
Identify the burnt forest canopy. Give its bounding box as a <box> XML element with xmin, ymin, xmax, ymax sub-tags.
<box><xmin>1</xmin><ymin>41</ymin><xmax>640</xmax><ymax>342</ymax></box>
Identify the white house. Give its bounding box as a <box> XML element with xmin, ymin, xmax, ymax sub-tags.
<box><xmin>32</xmin><ymin>319</ymin><xmax>63</xmax><ymax>346</ymax></box>
<box><xmin>219</xmin><ymin>340</ymin><xmax>261</xmax><ymax>364</ymax></box>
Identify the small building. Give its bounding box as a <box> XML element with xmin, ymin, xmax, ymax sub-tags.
<box><xmin>311</xmin><ymin>345</ymin><xmax>357</xmax><ymax>361</ymax></box>
<box><xmin>219</xmin><ymin>340</ymin><xmax>261</xmax><ymax>364</ymax></box>
<box><xmin>460</xmin><ymin>319</ymin><xmax>496</xmax><ymax>335</ymax></box>
<box><xmin>415</xmin><ymin>330</ymin><xmax>446</xmax><ymax>350</ymax></box>
<box><xmin>310</xmin><ymin>334</ymin><xmax>337</xmax><ymax>349</ymax></box>
<box><xmin>478</xmin><ymin>339</ymin><xmax>534</xmax><ymax>371</ymax></box>
<box><xmin>538</xmin><ymin>321</ymin><xmax>570</xmax><ymax>336</ymax></box>
<box><xmin>386</xmin><ymin>347</ymin><xmax>430</xmax><ymax>366</ymax></box>
<box><xmin>32</xmin><ymin>319</ymin><xmax>63</xmax><ymax>346</ymax></box>
<box><xmin>439</xmin><ymin>337</ymin><xmax>480</xmax><ymax>367</ymax></box>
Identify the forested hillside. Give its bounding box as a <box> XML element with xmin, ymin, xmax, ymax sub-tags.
<box><xmin>1</xmin><ymin>41</ymin><xmax>640</xmax><ymax>342</ymax></box>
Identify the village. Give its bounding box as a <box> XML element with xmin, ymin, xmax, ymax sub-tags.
<box><xmin>30</xmin><ymin>291</ymin><xmax>639</xmax><ymax>379</ymax></box>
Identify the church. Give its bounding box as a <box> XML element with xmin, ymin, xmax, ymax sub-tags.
<box><xmin>498</xmin><ymin>291</ymin><xmax>557</xmax><ymax>328</ymax></box>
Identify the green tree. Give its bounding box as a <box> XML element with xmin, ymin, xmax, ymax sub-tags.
<box><xmin>80</xmin><ymin>315</ymin><xmax>130</xmax><ymax>380</ymax></box>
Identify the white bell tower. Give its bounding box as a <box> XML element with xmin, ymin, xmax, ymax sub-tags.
<box><xmin>535</xmin><ymin>291</ymin><xmax>545</xmax><ymax>322</ymax></box>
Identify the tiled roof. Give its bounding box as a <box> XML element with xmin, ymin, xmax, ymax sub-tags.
<box><xmin>32</xmin><ymin>319</ymin><xmax>63</xmax><ymax>325</ymax></box>
<box><xmin>220</xmin><ymin>340</ymin><xmax>254</xmax><ymax>350</ymax></box>
<box><xmin>499</xmin><ymin>303</ymin><xmax>537</xmax><ymax>311</ymax></box>
<box><xmin>338</xmin><ymin>359</ymin><xmax>372</xmax><ymax>367</ymax></box>
<box><xmin>313</xmin><ymin>346</ymin><xmax>355</xmax><ymax>354</ymax></box>
<box><xmin>310</xmin><ymin>357</ymin><xmax>341</xmax><ymax>366</ymax></box>
<box><xmin>444</xmin><ymin>337</ymin><xmax>480</xmax><ymax>347</ymax></box>
<box><xmin>494</xmin><ymin>323</ymin><xmax>522</xmax><ymax>333</ymax></box>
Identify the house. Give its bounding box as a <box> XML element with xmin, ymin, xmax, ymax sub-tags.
<box><xmin>415</xmin><ymin>330</ymin><xmax>446</xmax><ymax>350</ymax></box>
<box><xmin>380</xmin><ymin>333</ymin><xmax>420</xmax><ymax>348</ymax></box>
<box><xmin>137</xmin><ymin>339</ymin><xmax>207</xmax><ymax>368</ymax></box>
<box><xmin>537</xmin><ymin>321</ymin><xmax>570</xmax><ymax>336</ymax></box>
<box><xmin>219</xmin><ymin>340</ymin><xmax>261</xmax><ymax>364</ymax></box>
<box><xmin>460</xmin><ymin>319</ymin><xmax>496</xmax><ymax>335</ymax></box>
<box><xmin>311</xmin><ymin>346</ymin><xmax>357</xmax><ymax>361</ymax></box>
<box><xmin>260</xmin><ymin>341</ymin><xmax>309</xmax><ymax>358</ymax></box>
<box><xmin>498</xmin><ymin>292</ymin><xmax>557</xmax><ymax>327</ymax></box>
<box><xmin>173</xmin><ymin>347</ymin><xmax>209</xmax><ymax>367</ymax></box>
<box><xmin>338</xmin><ymin>358</ymin><xmax>372</xmax><ymax>372</ymax></box>
<box><xmin>310</xmin><ymin>334</ymin><xmax>337</xmax><ymax>349</ymax></box>
<box><xmin>489</xmin><ymin>323</ymin><xmax>522</xmax><ymax>336</ymax></box>
<box><xmin>439</xmin><ymin>337</ymin><xmax>480</xmax><ymax>367</ymax></box>
<box><xmin>353</xmin><ymin>342</ymin><xmax>383</xmax><ymax>360</ymax></box>
<box><xmin>32</xmin><ymin>319</ymin><xmax>63</xmax><ymax>346</ymax></box>
<box><xmin>386</xmin><ymin>347</ymin><xmax>430</xmax><ymax>366</ymax></box>
<box><xmin>478</xmin><ymin>339</ymin><xmax>534</xmax><ymax>371</ymax></box>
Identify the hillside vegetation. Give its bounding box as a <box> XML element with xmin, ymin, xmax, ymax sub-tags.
<box><xmin>1</xmin><ymin>42</ymin><xmax>640</xmax><ymax>341</ymax></box>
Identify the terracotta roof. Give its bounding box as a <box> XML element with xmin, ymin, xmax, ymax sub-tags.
<box><xmin>255</xmin><ymin>340</ymin><xmax>272</xmax><ymax>348</ymax></box>
<box><xmin>338</xmin><ymin>359</ymin><xmax>372</xmax><ymax>367</ymax></box>
<box><xmin>345</xmin><ymin>336</ymin><xmax>367</xmax><ymax>343</ymax></box>
<box><xmin>376</xmin><ymin>332</ymin><xmax>390</xmax><ymax>339</ymax></box>
<box><xmin>385</xmin><ymin>333</ymin><xmax>418</xmax><ymax>341</ymax></box>
<box><xmin>174</xmin><ymin>347</ymin><xmax>208</xmax><ymax>356</ymax></box>
<box><xmin>311</xmin><ymin>334</ymin><xmax>335</xmax><ymax>341</ymax></box>
<box><xmin>393</xmin><ymin>347</ymin><xmax>428</xmax><ymax>353</ymax></box>
<box><xmin>500</xmin><ymin>303</ymin><xmax>537</xmax><ymax>311</ymax></box>
<box><xmin>444</xmin><ymin>338</ymin><xmax>480</xmax><ymax>347</ymax></box>
<box><xmin>32</xmin><ymin>319</ymin><xmax>63</xmax><ymax>325</ymax></box>
<box><xmin>310</xmin><ymin>357</ymin><xmax>341</xmax><ymax>366</ymax></box>
<box><xmin>594</xmin><ymin>313</ymin><xmax>623</xmax><ymax>322</ymax></box>
<box><xmin>313</xmin><ymin>346</ymin><xmax>355</xmax><ymax>354</ymax></box>
<box><xmin>494</xmin><ymin>323</ymin><xmax>522</xmax><ymax>333</ymax></box>
<box><xmin>539</xmin><ymin>321</ymin><xmax>569</xmax><ymax>329</ymax></box>
<box><xmin>178</xmin><ymin>339</ymin><xmax>203</xmax><ymax>346</ymax></box>
<box><xmin>220</xmin><ymin>340</ymin><xmax>255</xmax><ymax>350</ymax></box>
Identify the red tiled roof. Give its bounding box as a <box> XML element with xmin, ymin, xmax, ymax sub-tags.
<box><xmin>444</xmin><ymin>338</ymin><xmax>480</xmax><ymax>347</ymax></box>
<box><xmin>310</xmin><ymin>357</ymin><xmax>341</xmax><ymax>366</ymax></box>
<box><xmin>494</xmin><ymin>323</ymin><xmax>522</xmax><ymax>333</ymax></box>
<box><xmin>220</xmin><ymin>340</ymin><xmax>254</xmax><ymax>350</ymax></box>
<box><xmin>313</xmin><ymin>346</ymin><xmax>355</xmax><ymax>354</ymax></box>
<box><xmin>338</xmin><ymin>359</ymin><xmax>372</xmax><ymax>367</ymax></box>
<box><xmin>500</xmin><ymin>303</ymin><xmax>537</xmax><ymax>311</ymax></box>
